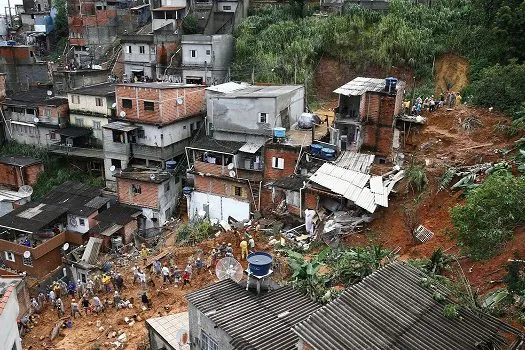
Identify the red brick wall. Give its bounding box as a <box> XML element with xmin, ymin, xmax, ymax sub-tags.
<box><xmin>263</xmin><ymin>145</ymin><xmax>300</xmax><ymax>181</ymax></box>
<box><xmin>0</xmin><ymin>248</ymin><xmax>62</xmax><ymax>279</ymax></box>
<box><xmin>122</xmin><ymin>220</ymin><xmax>137</xmax><ymax>244</ymax></box>
<box><xmin>116</xmin><ymin>85</ymin><xmax>205</xmax><ymax>125</ymax></box>
<box><xmin>304</xmin><ymin>189</ymin><xmax>319</xmax><ymax>210</ymax></box>
<box><xmin>359</xmin><ymin>93</ymin><xmax>381</xmax><ymax>121</ymax></box>
<box><xmin>194</xmin><ymin>161</ymin><xmax>229</xmax><ymax>177</ymax></box>
<box><xmin>194</xmin><ymin>175</ymin><xmax>251</xmax><ymax>202</ymax></box>
<box><xmin>0</xmin><ymin>163</ymin><xmax>19</xmax><ymax>188</ymax></box>
<box><xmin>117</xmin><ymin>178</ymin><xmax>159</xmax><ymax>209</ymax></box>
<box><xmin>23</xmin><ymin>163</ymin><xmax>44</xmax><ymax>186</ymax></box>
<box><xmin>0</xmin><ymin>47</ymin><xmax>32</xmax><ymax>64</ymax></box>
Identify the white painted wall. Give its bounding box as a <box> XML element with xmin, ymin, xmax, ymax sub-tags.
<box><xmin>157</xmin><ymin>177</ymin><xmax>182</xmax><ymax>224</ymax></box>
<box><xmin>135</xmin><ymin>116</ymin><xmax>202</xmax><ymax>147</ymax></box>
<box><xmin>0</xmin><ymin>286</ymin><xmax>22</xmax><ymax>350</ymax></box>
<box><xmin>66</xmin><ymin>214</ymin><xmax>90</xmax><ymax>234</ymax></box>
<box><xmin>162</xmin><ymin>0</ymin><xmax>185</xmax><ymax>6</ymax></box>
<box><xmin>68</xmin><ymin>93</ymin><xmax>113</xmax><ymax>116</ymax></box>
<box><xmin>182</xmin><ymin>41</ymin><xmax>212</xmax><ymax>67</ymax></box>
<box><xmin>189</xmin><ymin>191</ymin><xmax>249</xmax><ymax>222</ymax></box>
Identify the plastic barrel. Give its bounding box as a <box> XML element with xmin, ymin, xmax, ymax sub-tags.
<box><xmin>247</xmin><ymin>252</ymin><xmax>273</xmax><ymax>276</ymax></box>
<box><xmin>273</xmin><ymin>127</ymin><xmax>286</xmax><ymax>138</ymax></box>
<box><xmin>311</xmin><ymin>144</ymin><xmax>323</xmax><ymax>155</ymax></box>
<box><xmin>321</xmin><ymin>148</ymin><xmax>336</xmax><ymax>159</ymax></box>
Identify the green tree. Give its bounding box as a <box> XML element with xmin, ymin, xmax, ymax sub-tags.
<box><xmin>182</xmin><ymin>14</ymin><xmax>199</xmax><ymax>34</ymax></box>
<box><xmin>451</xmin><ymin>171</ymin><xmax>525</xmax><ymax>260</ymax></box>
<box><xmin>53</xmin><ymin>0</ymin><xmax>68</xmax><ymax>38</ymax></box>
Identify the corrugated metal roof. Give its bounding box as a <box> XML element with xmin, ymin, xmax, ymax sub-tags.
<box><xmin>354</xmin><ymin>187</ymin><xmax>377</xmax><ymax>213</ymax></box>
<box><xmin>334</xmin><ymin>151</ymin><xmax>375</xmax><ymax>172</ymax></box>
<box><xmin>369</xmin><ymin>176</ymin><xmax>384</xmax><ymax>194</ymax></box>
<box><xmin>187</xmin><ymin>279</ymin><xmax>321</xmax><ymax>350</ymax></box>
<box><xmin>333</xmin><ymin>77</ymin><xmax>386</xmax><ymax>96</ymax></box>
<box><xmin>238</xmin><ymin>141</ymin><xmax>264</xmax><ymax>154</ymax></box>
<box><xmin>293</xmin><ymin>263</ymin><xmax>523</xmax><ymax>350</ymax></box>
<box><xmin>81</xmin><ymin>237</ymin><xmax>103</xmax><ymax>265</ymax></box>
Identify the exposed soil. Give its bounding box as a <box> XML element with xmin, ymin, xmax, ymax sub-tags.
<box><xmin>434</xmin><ymin>53</ymin><xmax>469</xmax><ymax>96</ymax></box>
<box><xmin>347</xmin><ymin>104</ymin><xmax>523</xmax><ymax>295</ymax></box>
<box><xmin>21</xmin><ymin>229</ymin><xmax>269</xmax><ymax>350</ymax></box>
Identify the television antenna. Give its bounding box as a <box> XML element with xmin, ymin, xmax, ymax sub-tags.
<box><xmin>215</xmin><ymin>257</ymin><xmax>243</xmax><ymax>282</ymax></box>
<box><xmin>18</xmin><ymin>185</ymin><xmax>33</xmax><ymax>197</ymax></box>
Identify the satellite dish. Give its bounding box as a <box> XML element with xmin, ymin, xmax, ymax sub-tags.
<box><xmin>112</xmin><ymin>103</ymin><xmax>117</xmax><ymax>108</ymax></box>
<box><xmin>110</xmin><ymin>165</ymin><xmax>116</xmax><ymax>172</ymax></box>
<box><xmin>216</xmin><ymin>257</ymin><xmax>243</xmax><ymax>282</ymax></box>
<box><xmin>69</xmin><ymin>216</ymin><xmax>78</xmax><ymax>227</ymax></box>
<box><xmin>33</xmin><ymin>117</ymin><xmax>39</xmax><ymax>123</ymax></box>
<box><xmin>63</xmin><ymin>243</ymin><xmax>70</xmax><ymax>251</ymax></box>
<box><xmin>175</xmin><ymin>328</ymin><xmax>189</xmax><ymax>345</ymax></box>
<box><xmin>176</xmin><ymin>97</ymin><xmax>184</xmax><ymax>105</ymax></box>
<box><xmin>229</xmin><ymin>170</ymin><xmax>236</xmax><ymax>178</ymax></box>
<box><xmin>227</xmin><ymin>163</ymin><xmax>234</xmax><ymax>170</ymax></box>
<box><xmin>47</xmin><ymin>90</ymin><xmax>53</xmax><ymax>96</ymax></box>
<box><xmin>150</xmin><ymin>174</ymin><xmax>156</xmax><ymax>180</ymax></box>
<box><xmin>23</xmin><ymin>251</ymin><xmax>31</xmax><ymax>259</ymax></box>
<box><xmin>120</xmin><ymin>111</ymin><xmax>126</xmax><ymax>118</ymax></box>
<box><xmin>18</xmin><ymin>185</ymin><xmax>33</xmax><ymax>197</ymax></box>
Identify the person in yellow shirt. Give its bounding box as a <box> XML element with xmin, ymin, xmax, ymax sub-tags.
<box><xmin>240</xmin><ymin>239</ymin><xmax>248</xmax><ymax>260</ymax></box>
<box><xmin>141</xmin><ymin>246</ymin><xmax>149</xmax><ymax>266</ymax></box>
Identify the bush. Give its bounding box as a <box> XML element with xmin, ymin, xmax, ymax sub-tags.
<box><xmin>405</xmin><ymin>161</ymin><xmax>428</xmax><ymax>193</ymax></box>
<box><xmin>451</xmin><ymin>171</ymin><xmax>525</xmax><ymax>260</ymax></box>
<box><xmin>468</xmin><ymin>62</ymin><xmax>525</xmax><ymax>115</ymax></box>
<box><xmin>443</xmin><ymin>304</ymin><xmax>459</xmax><ymax>320</ymax></box>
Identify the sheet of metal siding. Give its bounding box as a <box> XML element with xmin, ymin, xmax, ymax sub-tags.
<box><xmin>370</xmin><ymin>176</ymin><xmax>384</xmax><ymax>194</ymax></box>
<box><xmin>374</xmin><ymin>192</ymin><xmax>389</xmax><ymax>207</ymax></box>
<box><xmin>355</xmin><ymin>187</ymin><xmax>377</xmax><ymax>213</ymax></box>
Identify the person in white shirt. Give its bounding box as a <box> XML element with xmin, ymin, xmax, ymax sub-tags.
<box><xmin>161</xmin><ymin>264</ymin><xmax>170</xmax><ymax>284</ymax></box>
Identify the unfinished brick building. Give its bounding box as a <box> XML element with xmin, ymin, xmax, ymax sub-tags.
<box><xmin>332</xmin><ymin>77</ymin><xmax>405</xmax><ymax>160</ymax></box>
<box><xmin>0</xmin><ymin>156</ymin><xmax>44</xmax><ymax>189</ymax></box>
<box><xmin>67</xmin><ymin>0</ymin><xmax>150</xmax><ymax>68</ymax></box>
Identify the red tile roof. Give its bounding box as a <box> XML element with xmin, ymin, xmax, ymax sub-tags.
<box><xmin>0</xmin><ymin>284</ymin><xmax>16</xmax><ymax>315</ymax></box>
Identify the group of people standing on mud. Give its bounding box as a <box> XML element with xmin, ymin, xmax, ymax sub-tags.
<box><xmin>404</xmin><ymin>91</ymin><xmax>462</xmax><ymax>115</ymax></box>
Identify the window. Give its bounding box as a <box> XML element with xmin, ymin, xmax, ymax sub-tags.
<box><xmin>95</xmin><ymin>97</ymin><xmax>103</xmax><ymax>106</ymax></box>
<box><xmin>206</xmin><ymin>49</ymin><xmax>211</xmax><ymax>55</ymax></box>
<box><xmin>23</xmin><ymin>254</ymin><xmax>33</xmax><ymax>266</ymax></box>
<box><xmin>111</xmin><ymin>158</ymin><xmax>122</xmax><ymax>169</ymax></box>
<box><xmin>50</xmin><ymin>131</ymin><xmax>57</xmax><ymax>140</ymax></box>
<box><xmin>144</xmin><ymin>101</ymin><xmax>154</xmax><ymax>111</ymax></box>
<box><xmin>122</xmin><ymin>99</ymin><xmax>132</xmax><ymax>109</ymax></box>
<box><xmin>93</xmin><ymin>121</ymin><xmax>101</xmax><ymax>130</ymax></box>
<box><xmin>45</xmin><ymin>108</ymin><xmax>51</xmax><ymax>117</ymax></box>
<box><xmin>72</xmin><ymin>95</ymin><xmax>80</xmax><ymax>104</ymax></box>
<box><xmin>76</xmin><ymin>118</ymin><xmax>84</xmax><ymax>127</ymax></box>
<box><xmin>112</xmin><ymin>130</ymin><xmax>125</xmax><ymax>143</ymax></box>
<box><xmin>137</xmin><ymin>128</ymin><xmax>145</xmax><ymax>138</ymax></box>
<box><xmin>127</xmin><ymin>45</ymin><xmax>132</xmax><ymax>54</ymax></box>
<box><xmin>164</xmin><ymin>182</ymin><xmax>170</xmax><ymax>192</ymax></box>
<box><xmin>4</xmin><ymin>251</ymin><xmax>15</xmax><ymax>262</ymax></box>
<box><xmin>78</xmin><ymin>218</ymin><xmax>85</xmax><ymax>226</ymax></box>
<box><xmin>139</xmin><ymin>46</ymin><xmax>145</xmax><ymax>54</ymax></box>
<box><xmin>223</xmin><ymin>5</ymin><xmax>232</xmax><ymax>10</ymax></box>
<box><xmin>201</xmin><ymin>331</ymin><xmax>218</xmax><ymax>350</ymax></box>
<box><xmin>272</xmin><ymin>157</ymin><xmax>285</xmax><ymax>170</ymax></box>
<box><xmin>234</xmin><ymin>186</ymin><xmax>242</xmax><ymax>196</ymax></box>
<box><xmin>259</xmin><ymin>112</ymin><xmax>268</xmax><ymax>123</ymax></box>
<box><xmin>190</xmin><ymin>50</ymin><xmax>196</xmax><ymax>58</ymax></box>
<box><xmin>131</xmin><ymin>184</ymin><xmax>141</xmax><ymax>195</ymax></box>
<box><xmin>26</xmin><ymin>108</ymin><xmax>35</xmax><ymax>115</ymax></box>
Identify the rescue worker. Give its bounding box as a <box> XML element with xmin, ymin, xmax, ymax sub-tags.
<box><xmin>71</xmin><ymin>299</ymin><xmax>81</xmax><ymax>318</ymax></box>
<box><xmin>240</xmin><ymin>239</ymin><xmax>248</xmax><ymax>260</ymax></box>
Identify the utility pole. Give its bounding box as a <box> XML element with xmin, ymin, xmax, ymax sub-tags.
<box><xmin>251</xmin><ymin>66</ymin><xmax>255</xmax><ymax>84</ymax></box>
<box><xmin>6</xmin><ymin>0</ymin><xmax>12</xmax><ymax>28</ymax></box>
<box><xmin>227</xmin><ymin>66</ymin><xmax>230</xmax><ymax>82</ymax></box>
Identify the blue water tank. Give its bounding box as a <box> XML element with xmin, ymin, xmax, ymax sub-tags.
<box><xmin>183</xmin><ymin>186</ymin><xmax>193</xmax><ymax>195</ymax></box>
<box><xmin>166</xmin><ymin>160</ymin><xmax>177</xmax><ymax>170</ymax></box>
<box><xmin>273</xmin><ymin>127</ymin><xmax>286</xmax><ymax>138</ymax></box>
<box><xmin>385</xmin><ymin>77</ymin><xmax>398</xmax><ymax>93</ymax></box>
<box><xmin>247</xmin><ymin>252</ymin><xmax>273</xmax><ymax>276</ymax></box>
<box><xmin>321</xmin><ymin>148</ymin><xmax>336</xmax><ymax>159</ymax></box>
<box><xmin>311</xmin><ymin>144</ymin><xmax>323</xmax><ymax>155</ymax></box>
